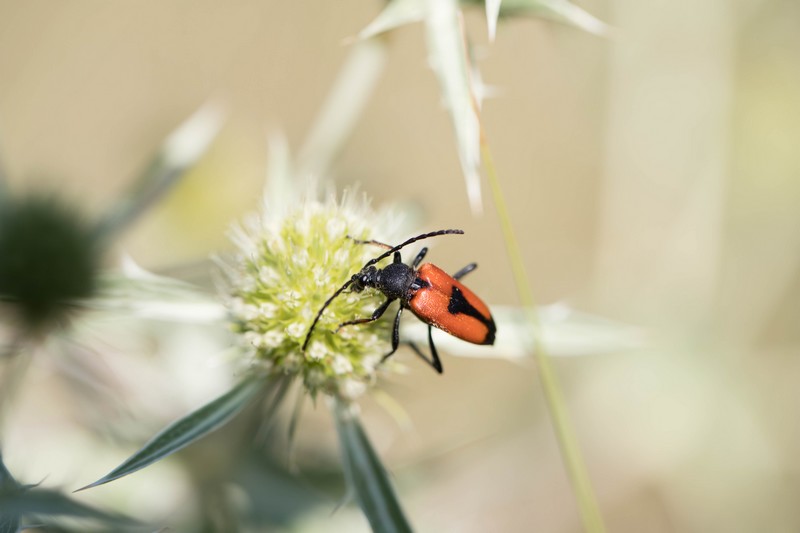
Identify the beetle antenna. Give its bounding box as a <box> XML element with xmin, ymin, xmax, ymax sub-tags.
<box><xmin>301</xmin><ymin>229</ymin><xmax>463</xmax><ymax>352</ymax></box>
<box><xmin>364</xmin><ymin>229</ymin><xmax>463</xmax><ymax>268</ymax></box>
<box><xmin>302</xmin><ymin>278</ymin><xmax>353</xmax><ymax>351</ymax></box>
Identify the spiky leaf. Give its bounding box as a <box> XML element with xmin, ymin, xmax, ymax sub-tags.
<box><xmin>94</xmin><ymin>103</ymin><xmax>223</xmax><ymax>242</ymax></box>
<box><xmin>78</xmin><ymin>376</ymin><xmax>266</xmax><ymax>491</ymax></box>
<box><xmin>0</xmin><ymin>488</ymin><xmax>139</xmax><ymax>529</ymax></box>
<box><xmin>334</xmin><ymin>400</ymin><xmax>412</xmax><ymax>533</ymax></box>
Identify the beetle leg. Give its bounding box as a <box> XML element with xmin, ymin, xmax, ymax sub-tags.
<box><xmin>336</xmin><ymin>298</ymin><xmax>394</xmax><ymax>332</ymax></box>
<box><xmin>426</xmin><ymin>325</ymin><xmax>443</xmax><ymax>372</ymax></box>
<box><xmin>380</xmin><ymin>306</ymin><xmax>404</xmax><ymax>363</ymax></box>
<box><xmin>378</xmin><ymin>308</ymin><xmax>444</xmax><ymax>374</ymax></box>
<box><xmin>411</xmin><ymin>247</ymin><xmax>429</xmax><ymax>268</ymax></box>
<box><xmin>452</xmin><ymin>262</ymin><xmax>477</xmax><ymax>280</ymax></box>
<box><xmin>404</xmin><ymin>325</ymin><xmax>444</xmax><ymax>374</ymax></box>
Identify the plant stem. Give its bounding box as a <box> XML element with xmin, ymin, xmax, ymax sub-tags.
<box><xmin>481</xmin><ymin>135</ymin><xmax>606</xmax><ymax>533</ymax></box>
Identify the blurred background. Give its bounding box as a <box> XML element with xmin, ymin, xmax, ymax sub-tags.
<box><xmin>1</xmin><ymin>0</ymin><xmax>799</xmax><ymax>531</ymax></box>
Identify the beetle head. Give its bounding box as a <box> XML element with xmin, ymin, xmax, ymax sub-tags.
<box><xmin>350</xmin><ymin>266</ymin><xmax>377</xmax><ymax>292</ymax></box>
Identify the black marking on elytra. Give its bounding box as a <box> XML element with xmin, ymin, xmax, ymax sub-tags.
<box><xmin>447</xmin><ymin>286</ymin><xmax>496</xmax><ymax>344</ymax></box>
<box><xmin>447</xmin><ymin>286</ymin><xmax>480</xmax><ymax>318</ymax></box>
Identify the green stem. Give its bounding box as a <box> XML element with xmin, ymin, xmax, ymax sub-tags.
<box><xmin>481</xmin><ymin>138</ymin><xmax>606</xmax><ymax>533</ymax></box>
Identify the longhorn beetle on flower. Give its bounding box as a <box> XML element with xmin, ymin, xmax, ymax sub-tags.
<box><xmin>302</xmin><ymin>229</ymin><xmax>496</xmax><ymax>373</ymax></box>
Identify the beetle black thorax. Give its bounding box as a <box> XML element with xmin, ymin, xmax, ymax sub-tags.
<box><xmin>350</xmin><ymin>262</ymin><xmax>417</xmax><ymax>301</ymax></box>
<box><xmin>351</xmin><ymin>262</ymin><xmax>430</xmax><ymax>302</ymax></box>
<box><xmin>375</xmin><ymin>262</ymin><xmax>417</xmax><ymax>300</ymax></box>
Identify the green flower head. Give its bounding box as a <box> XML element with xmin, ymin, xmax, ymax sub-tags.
<box><xmin>226</xmin><ymin>190</ymin><xmax>400</xmax><ymax>401</ymax></box>
<box><xmin>0</xmin><ymin>193</ymin><xmax>101</xmax><ymax>331</ymax></box>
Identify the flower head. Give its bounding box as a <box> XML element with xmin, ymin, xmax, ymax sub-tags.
<box><xmin>0</xmin><ymin>193</ymin><xmax>101</xmax><ymax>331</ymax></box>
<box><xmin>227</xmin><ymin>190</ymin><xmax>398</xmax><ymax>401</ymax></box>
<box><xmin>0</xmin><ymin>105</ymin><xmax>221</xmax><ymax>346</ymax></box>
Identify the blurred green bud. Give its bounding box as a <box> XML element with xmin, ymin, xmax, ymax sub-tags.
<box><xmin>0</xmin><ymin>194</ymin><xmax>101</xmax><ymax>330</ymax></box>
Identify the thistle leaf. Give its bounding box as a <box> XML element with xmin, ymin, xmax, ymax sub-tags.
<box><xmin>0</xmin><ymin>453</ymin><xmax>19</xmax><ymax>533</ymax></box>
<box><xmin>358</xmin><ymin>0</ymin><xmax>425</xmax><ymax>40</ymax></box>
<box><xmin>333</xmin><ymin>400</ymin><xmax>412</xmax><ymax>533</ymax></box>
<box><xmin>0</xmin><ymin>455</ymin><xmax>16</xmax><ymax>491</ymax></box>
<box><xmin>1</xmin><ymin>453</ymin><xmax>138</xmax><ymax>531</ymax></box>
<box><xmin>402</xmin><ymin>304</ymin><xmax>645</xmax><ymax>359</ymax></box>
<box><xmin>0</xmin><ymin>488</ymin><xmax>139</xmax><ymax>529</ymax></box>
<box><xmin>77</xmin><ymin>376</ymin><xmax>265</xmax><ymax>491</ymax></box>
<box><xmin>94</xmin><ymin>103</ymin><xmax>224</xmax><ymax>242</ymax></box>
<box><xmin>296</xmin><ymin>39</ymin><xmax>388</xmax><ymax>180</ymax></box>
<box><xmin>425</xmin><ymin>0</ymin><xmax>484</xmax><ymax>214</ymax></box>
<box><xmin>486</xmin><ymin>0</ymin><xmax>502</xmax><ymax>40</ymax></box>
<box><xmin>0</xmin><ymin>513</ymin><xmax>17</xmax><ymax>533</ymax></box>
<box><xmin>93</xmin><ymin>257</ymin><xmax>227</xmax><ymax>324</ymax></box>
<box><xmin>474</xmin><ymin>0</ymin><xmax>611</xmax><ymax>36</ymax></box>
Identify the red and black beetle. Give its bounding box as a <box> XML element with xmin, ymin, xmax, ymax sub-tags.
<box><xmin>301</xmin><ymin>229</ymin><xmax>496</xmax><ymax>373</ymax></box>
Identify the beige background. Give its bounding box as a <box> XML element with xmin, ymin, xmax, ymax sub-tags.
<box><xmin>2</xmin><ymin>0</ymin><xmax>799</xmax><ymax>531</ymax></box>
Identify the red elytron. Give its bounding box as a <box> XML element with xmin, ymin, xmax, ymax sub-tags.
<box><xmin>410</xmin><ymin>263</ymin><xmax>495</xmax><ymax>346</ymax></box>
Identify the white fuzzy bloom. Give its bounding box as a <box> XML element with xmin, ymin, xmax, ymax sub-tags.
<box><xmin>258</xmin><ymin>302</ymin><xmax>278</xmax><ymax>319</ymax></box>
<box><xmin>226</xmin><ymin>188</ymin><xmax>405</xmax><ymax>401</ymax></box>
<box><xmin>285</xmin><ymin>322</ymin><xmax>306</xmax><ymax>339</ymax></box>
<box><xmin>262</xmin><ymin>330</ymin><xmax>285</xmax><ymax>348</ymax></box>
<box><xmin>332</xmin><ymin>355</ymin><xmax>354</xmax><ymax>375</ymax></box>
<box><xmin>307</xmin><ymin>341</ymin><xmax>328</xmax><ymax>361</ymax></box>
